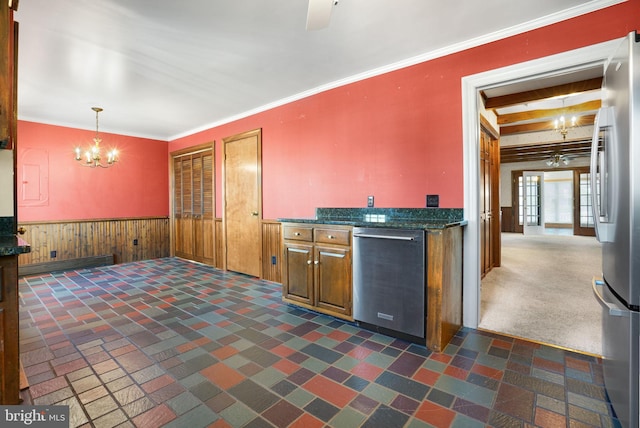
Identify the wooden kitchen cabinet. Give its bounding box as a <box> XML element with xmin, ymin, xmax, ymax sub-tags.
<box><xmin>282</xmin><ymin>224</ymin><xmax>352</xmax><ymax>320</ymax></box>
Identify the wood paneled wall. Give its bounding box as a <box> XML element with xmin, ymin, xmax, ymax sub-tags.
<box><xmin>17</xmin><ymin>217</ymin><xmax>170</xmax><ymax>267</ymax></box>
<box><xmin>261</xmin><ymin>220</ymin><xmax>281</xmax><ymax>284</ymax></box>
<box><xmin>17</xmin><ymin>216</ymin><xmax>282</xmax><ymax>283</ymax></box>
<box><xmin>214</xmin><ymin>219</ymin><xmax>223</xmax><ymax>269</ymax></box>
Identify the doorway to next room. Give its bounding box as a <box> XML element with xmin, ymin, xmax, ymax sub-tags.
<box><xmin>475</xmin><ymin>66</ymin><xmax>603</xmax><ymax>355</ymax></box>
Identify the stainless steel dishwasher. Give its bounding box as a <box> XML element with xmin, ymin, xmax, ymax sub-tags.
<box><xmin>353</xmin><ymin>227</ymin><xmax>426</xmax><ymax>339</ymax></box>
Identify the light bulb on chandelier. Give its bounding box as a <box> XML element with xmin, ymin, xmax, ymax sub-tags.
<box><xmin>74</xmin><ymin>107</ymin><xmax>119</xmax><ymax>168</ymax></box>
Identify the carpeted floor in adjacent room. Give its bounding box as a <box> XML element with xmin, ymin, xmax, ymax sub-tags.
<box><xmin>480</xmin><ymin>232</ymin><xmax>602</xmax><ymax>356</ymax></box>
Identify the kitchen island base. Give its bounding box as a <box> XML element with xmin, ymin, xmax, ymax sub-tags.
<box><xmin>280</xmin><ymin>215</ymin><xmax>463</xmax><ymax>352</ymax></box>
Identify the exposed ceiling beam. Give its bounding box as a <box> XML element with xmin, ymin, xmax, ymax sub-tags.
<box><xmin>500</xmin><ymin>114</ymin><xmax>596</xmax><ymax>135</ymax></box>
<box><xmin>484</xmin><ymin>77</ymin><xmax>602</xmax><ymax>109</ymax></box>
<box><xmin>496</xmin><ymin>99</ymin><xmax>601</xmax><ymax>125</ymax></box>
<box><xmin>500</xmin><ymin>139</ymin><xmax>592</xmax><ymax>163</ymax></box>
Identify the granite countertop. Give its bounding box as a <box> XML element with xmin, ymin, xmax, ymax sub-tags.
<box><xmin>278</xmin><ymin>208</ymin><xmax>467</xmax><ymax>230</ymax></box>
<box><xmin>0</xmin><ymin>235</ymin><xmax>31</xmax><ymax>256</ymax></box>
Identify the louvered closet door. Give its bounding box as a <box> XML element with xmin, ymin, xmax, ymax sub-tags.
<box><xmin>174</xmin><ymin>158</ymin><xmax>185</xmax><ymax>257</ymax></box>
<box><xmin>180</xmin><ymin>157</ymin><xmax>194</xmax><ymax>258</ymax></box>
<box><xmin>201</xmin><ymin>153</ymin><xmax>214</xmax><ymax>264</ymax></box>
<box><xmin>172</xmin><ymin>150</ymin><xmax>214</xmax><ymax>265</ymax></box>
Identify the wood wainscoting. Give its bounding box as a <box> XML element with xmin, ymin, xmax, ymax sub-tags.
<box><xmin>17</xmin><ymin>217</ymin><xmax>170</xmax><ymax>272</ymax></box>
<box><xmin>213</xmin><ymin>218</ymin><xmax>281</xmax><ymax>283</ymax></box>
<box><xmin>17</xmin><ymin>216</ymin><xmax>282</xmax><ymax>282</ymax></box>
<box><xmin>262</xmin><ymin>220</ymin><xmax>281</xmax><ymax>284</ymax></box>
<box><xmin>206</xmin><ymin>218</ymin><xmax>282</xmax><ymax>284</ymax></box>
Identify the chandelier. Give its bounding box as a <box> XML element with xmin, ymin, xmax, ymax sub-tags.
<box><xmin>546</xmin><ymin>153</ymin><xmax>570</xmax><ymax>168</ymax></box>
<box><xmin>554</xmin><ymin>99</ymin><xmax>577</xmax><ymax>140</ymax></box>
<box><xmin>74</xmin><ymin>107</ymin><xmax>118</xmax><ymax>168</ymax></box>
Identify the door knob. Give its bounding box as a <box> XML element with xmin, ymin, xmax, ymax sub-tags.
<box><xmin>251</xmin><ymin>211</ymin><xmax>259</xmax><ymax>216</ymax></box>
<box><xmin>17</xmin><ymin>226</ymin><xmax>26</xmax><ymax>235</ymax></box>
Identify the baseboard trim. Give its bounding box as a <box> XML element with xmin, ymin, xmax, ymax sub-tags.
<box><xmin>19</xmin><ymin>254</ymin><xmax>115</xmax><ymax>277</ymax></box>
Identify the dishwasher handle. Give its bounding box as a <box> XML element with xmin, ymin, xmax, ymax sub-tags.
<box><xmin>353</xmin><ymin>233</ymin><xmax>415</xmax><ymax>241</ymax></box>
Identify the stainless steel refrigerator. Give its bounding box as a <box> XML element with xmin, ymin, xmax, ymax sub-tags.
<box><xmin>591</xmin><ymin>30</ymin><xmax>640</xmax><ymax>428</ymax></box>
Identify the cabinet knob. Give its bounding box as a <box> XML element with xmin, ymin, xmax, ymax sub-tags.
<box><xmin>327</xmin><ymin>235</ymin><xmax>335</xmax><ymax>239</ymax></box>
<box><xmin>307</xmin><ymin>260</ymin><xmax>312</xmax><ymax>265</ymax></box>
<box><xmin>314</xmin><ymin>260</ymin><xmax>319</xmax><ymax>265</ymax></box>
<box><xmin>251</xmin><ymin>211</ymin><xmax>259</xmax><ymax>216</ymax></box>
<box><xmin>294</xmin><ymin>232</ymin><xmax>301</xmax><ymax>236</ymax></box>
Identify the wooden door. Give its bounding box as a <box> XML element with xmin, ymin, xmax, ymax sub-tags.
<box><xmin>201</xmin><ymin>152</ymin><xmax>215</xmax><ymax>262</ymax></box>
<box><xmin>172</xmin><ymin>146</ymin><xmax>214</xmax><ymax>265</ymax></box>
<box><xmin>1</xmin><ymin>1</ymin><xmax>20</xmax><ymax>405</ymax></box>
<box><xmin>480</xmin><ymin>121</ymin><xmax>501</xmax><ymax>278</ymax></box>
<box><xmin>180</xmin><ymin>156</ymin><xmax>194</xmax><ymax>256</ymax></box>
<box><xmin>224</xmin><ymin>129</ymin><xmax>262</xmax><ymax>277</ymax></box>
<box><xmin>0</xmin><ymin>255</ymin><xmax>20</xmax><ymax>404</ymax></box>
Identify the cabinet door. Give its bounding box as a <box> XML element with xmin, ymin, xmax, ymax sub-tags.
<box><xmin>282</xmin><ymin>242</ymin><xmax>313</xmax><ymax>305</ymax></box>
<box><xmin>314</xmin><ymin>245</ymin><xmax>352</xmax><ymax>316</ymax></box>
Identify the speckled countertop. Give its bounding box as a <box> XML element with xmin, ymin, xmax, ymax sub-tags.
<box><xmin>278</xmin><ymin>208</ymin><xmax>466</xmax><ymax>229</ymax></box>
<box><xmin>0</xmin><ymin>217</ymin><xmax>31</xmax><ymax>256</ymax></box>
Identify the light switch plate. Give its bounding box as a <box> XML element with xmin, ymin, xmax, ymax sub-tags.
<box><xmin>426</xmin><ymin>194</ymin><xmax>439</xmax><ymax>208</ymax></box>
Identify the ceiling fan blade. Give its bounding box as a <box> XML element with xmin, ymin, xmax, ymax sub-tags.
<box><xmin>306</xmin><ymin>0</ymin><xmax>335</xmax><ymax>31</ymax></box>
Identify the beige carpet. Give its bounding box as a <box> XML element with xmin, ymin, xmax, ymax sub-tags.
<box><xmin>479</xmin><ymin>232</ymin><xmax>603</xmax><ymax>355</ymax></box>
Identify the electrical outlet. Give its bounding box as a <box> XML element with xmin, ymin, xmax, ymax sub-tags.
<box><xmin>50</xmin><ymin>250</ymin><xmax>57</xmax><ymax>258</ymax></box>
<box><xmin>367</xmin><ymin>195</ymin><xmax>374</xmax><ymax>207</ymax></box>
<box><xmin>133</xmin><ymin>239</ymin><xmax>138</xmax><ymax>246</ymax></box>
<box><xmin>426</xmin><ymin>194</ymin><xmax>439</xmax><ymax>208</ymax></box>
<box><xmin>271</xmin><ymin>256</ymin><xmax>277</xmax><ymax>265</ymax></box>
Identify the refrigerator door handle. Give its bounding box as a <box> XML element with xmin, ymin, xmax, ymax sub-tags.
<box><xmin>593</xmin><ymin>278</ymin><xmax>629</xmax><ymax>317</ymax></box>
<box><xmin>590</xmin><ymin>106</ymin><xmax>613</xmax><ymax>243</ymax></box>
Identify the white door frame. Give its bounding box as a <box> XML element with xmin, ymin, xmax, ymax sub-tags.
<box><xmin>461</xmin><ymin>38</ymin><xmax>619</xmax><ymax>328</ymax></box>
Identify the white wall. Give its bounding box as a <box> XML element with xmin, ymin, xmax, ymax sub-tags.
<box><xmin>0</xmin><ymin>150</ymin><xmax>13</xmax><ymax>216</ymax></box>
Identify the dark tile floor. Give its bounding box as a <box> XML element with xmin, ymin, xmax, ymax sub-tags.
<box><xmin>17</xmin><ymin>258</ymin><xmax>620</xmax><ymax>427</ymax></box>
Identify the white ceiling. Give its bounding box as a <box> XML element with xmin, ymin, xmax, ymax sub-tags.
<box><xmin>14</xmin><ymin>0</ymin><xmax>622</xmax><ymax>141</ymax></box>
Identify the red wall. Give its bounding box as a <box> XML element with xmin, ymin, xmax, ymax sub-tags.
<box><xmin>169</xmin><ymin>0</ymin><xmax>639</xmax><ymax>220</ymax></box>
<box><xmin>17</xmin><ymin>2</ymin><xmax>637</xmax><ymax>223</ymax></box>
<box><xmin>17</xmin><ymin>121</ymin><xmax>169</xmax><ymax>221</ymax></box>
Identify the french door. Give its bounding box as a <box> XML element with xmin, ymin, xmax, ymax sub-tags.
<box><xmin>522</xmin><ymin>172</ymin><xmax>545</xmax><ymax>235</ymax></box>
<box><xmin>573</xmin><ymin>167</ymin><xmax>596</xmax><ymax>236</ymax></box>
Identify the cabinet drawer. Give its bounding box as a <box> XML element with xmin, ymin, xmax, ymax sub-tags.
<box><xmin>283</xmin><ymin>225</ymin><xmax>313</xmax><ymax>241</ymax></box>
<box><xmin>314</xmin><ymin>228</ymin><xmax>350</xmax><ymax>246</ymax></box>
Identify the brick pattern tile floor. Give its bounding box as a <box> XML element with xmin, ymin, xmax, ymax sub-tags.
<box><xmin>17</xmin><ymin>258</ymin><xmax>621</xmax><ymax>427</ymax></box>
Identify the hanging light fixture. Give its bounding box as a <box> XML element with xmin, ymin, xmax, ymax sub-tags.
<box><xmin>74</xmin><ymin>107</ymin><xmax>118</xmax><ymax>168</ymax></box>
<box><xmin>545</xmin><ymin>153</ymin><xmax>570</xmax><ymax>167</ymax></box>
<box><xmin>554</xmin><ymin>98</ymin><xmax>577</xmax><ymax>140</ymax></box>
